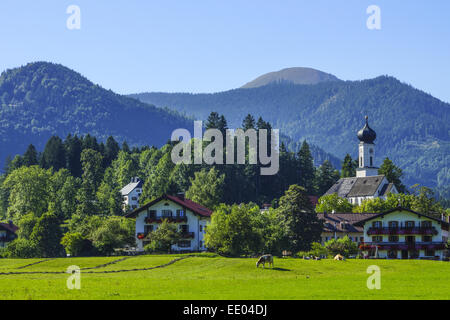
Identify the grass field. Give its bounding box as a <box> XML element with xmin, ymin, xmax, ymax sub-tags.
<box><xmin>0</xmin><ymin>254</ymin><xmax>449</xmax><ymax>300</ymax></box>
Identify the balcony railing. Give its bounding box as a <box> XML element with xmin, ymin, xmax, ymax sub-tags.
<box><xmin>180</xmin><ymin>232</ymin><xmax>195</xmax><ymax>239</ymax></box>
<box><xmin>367</xmin><ymin>227</ymin><xmax>438</xmax><ymax>236</ymax></box>
<box><xmin>360</xmin><ymin>242</ymin><xmax>445</xmax><ymax>250</ymax></box>
<box><xmin>136</xmin><ymin>231</ymin><xmax>195</xmax><ymax>240</ymax></box>
<box><xmin>145</xmin><ymin>216</ymin><xmax>187</xmax><ymax>224</ymax></box>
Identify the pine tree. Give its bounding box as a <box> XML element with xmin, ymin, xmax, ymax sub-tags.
<box><xmin>40</xmin><ymin>136</ymin><xmax>66</xmax><ymax>171</ymax></box>
<box><xmin>205</xmin><ymin>112</ymin><xmax>221</xmax><ymax>130</ymax></box>
<box><xmin>23</xmin><ymin>144</ymin><xmax>38</xmax><ymax>166</ymax></box>
<box><xmin>242</xmin><ymin>114</ymin><xmax>255</xmax><ymax>130</ymax></box>
<box><xmin>64</xmin><ymin>134</ymin><xmax>83</xmax><ymax>177</ymax></box>
<box><xmin>378</xmin><ymin>157</ymin><xmax>406</xmax><ymax>193</ymax></box>
<box><xmin>297</xmin><ymin>141</ymin><xmax>315</xmax><ymax>194</ymax></box>
<box><xmin>315</xmin><ymin>160</ymin><xmax>340</xmax><ymax>195</ymax></box>
<box><xmin>104</xmin><ymin>136</ymin><xmax>120</xmax><ymax>168</ymax></box>
<box><xmin>341</xmin><ymin>154</ymin><xmax>356</xmax><ymax>178</ymax></box>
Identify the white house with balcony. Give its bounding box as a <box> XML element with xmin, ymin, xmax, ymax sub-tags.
<box><xmin>355</xmin><ymin>207</ymin><xmax>449</xmax><ymax>260</ymax></box>
<box><xmin>125</xmin><ymin>193</ymin><xmax>212</xmax><ymax>252</ymax></box>
<box><xmin>120</xmin><ymin>177</ymin><xmax>143</xmax><ymax>211</ymax></box>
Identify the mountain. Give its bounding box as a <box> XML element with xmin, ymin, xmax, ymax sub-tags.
<box><xmin>0</xmin><ymin>62</ymin><xmax>192</xmax><ymax>169</ymax></box>
<box><xmin>241</xmin><ymin>67</ymin><xmax>340</xmax><ymax>88</ymax></box>
<box><xmin>130</xmin><ymin>76</ymin><xmax>450</xmax><ymax>190</ymax></box>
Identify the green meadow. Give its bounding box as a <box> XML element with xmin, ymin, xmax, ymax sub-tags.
<box><xmin>0</xmin><ymin>254</ymin><xmax>448</xmax><ymax>300</ymax></box>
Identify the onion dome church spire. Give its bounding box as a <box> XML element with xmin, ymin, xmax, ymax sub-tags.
<box><xmin>357</xmin><ymin>116</ymin><xmax>377</xmax><ymax>144</ymax></box>
<box><xmin>356</xmin><ymin>116</ymin><xmax>379</xmax><ymax>177</ymax></box>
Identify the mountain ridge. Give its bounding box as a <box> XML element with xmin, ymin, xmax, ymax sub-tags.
<box><xmin>130</xmin><ymin>75</ymin><xmax>450</xmax><ymax>189</ymax></box>
<box><xmin>241</xmin><ymin>67</ymin><xmax>341</xmax><ymax>88</ymax></box>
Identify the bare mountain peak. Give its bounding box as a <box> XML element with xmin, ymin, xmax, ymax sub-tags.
<box><xmin>241</xmin><ymin>67</ymin><xmax>340</xmax><ymax>88</ymax></box>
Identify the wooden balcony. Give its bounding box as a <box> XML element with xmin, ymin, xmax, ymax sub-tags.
<box><xmin>367</xmin><ymin>227</ymin><xmax>438</xmax><ymax>236</ymax></box>
<box><xmin>145</xmin><ymin>216</ymin><xmax>187</xmax><ymax>224</ymax></box>
<box><xmin>360</xmin><ymin>242</ymin><xmax>445</xmax><ymax>250</ymax></box>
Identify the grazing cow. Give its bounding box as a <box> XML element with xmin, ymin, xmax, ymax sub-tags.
<box><xmin>334</xmin><ymin>254</ymin><xmax>345</xmax><ymax>261</ymax></box>
<box><xmin>256</xmin><ymin>254</ymin><xmax>274</xmax><ymax>268</ymax></box>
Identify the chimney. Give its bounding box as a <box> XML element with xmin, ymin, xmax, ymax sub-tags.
<box><xmin>177</xmin><ymin>192</ymin><xmax>185</xmax><ymax>200</ymax></box>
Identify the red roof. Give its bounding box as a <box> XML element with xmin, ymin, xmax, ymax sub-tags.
<box><xmin>125</xmin><ymin>194</ymin><xmax>213</xmax><ymax>218</ymax></box>
<box><xmin>0</xmin><ymin>222</ymin><xmax>18</xmax><ymax>234</ymax></box>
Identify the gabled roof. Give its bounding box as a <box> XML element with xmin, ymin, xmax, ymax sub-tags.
<box><xmin>346</xmin><ymin>175</ymin><xmax>385</xmax><ymax>197</ymax></box>
<box><xmin>0</xmin><ymin>222</ymin><xmax>18</xmax><ymax>234</ymax></box>
<box><xmin>325</xmin><ymin>175</ymin><xmax>388</xmax><ymax>198</ymax></box>
<box><xmin>325</xmin><ymin>177</ymin><xmax>358</xmax><ymax>198</ymax></box>
<box><xmin>125</xmin><ymin>194</ymin><xmax>212</xmax><ymax>218</ymax></box>
<box><xmin>379</xmin><ymin>182</ymin><xmax>395</xmax><ymax>197</ymax></box>
<box><xmin>120</xmin><ymin>180</ymin><xmax>143</xmax><ymax>196</ymax></box>
<box><xmin>353</xmin><ymin>207</ymin><xmax>449</xmax><ymax>228</ymax></box>
<box><xmin>317</xmin><ymin>212</ymin><xmax>378</xmax><ymax>233</ymax></box>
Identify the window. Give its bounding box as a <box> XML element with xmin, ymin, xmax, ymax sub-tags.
<box><xmin>389</xmin><ymin>236</ymin><xmax>399</xmax><ymax>242</ymax></box>
<box><xmin>388</xmin><ymin>250</ymin><xmax>397</xmax><ymax>259</ymax></box>
<box><xmin>178</xmin><ymin>240</ymin><xmax>191</xmax><ymax>248</ymax></box>
<box><xmin>370</xmin><ymin>157</ymin><xmax>373</xmax><ymax>167</ymax></box>
<box><xmin>421</xmin><ymin>221</ymin><xmax>432</xmax><ymax>228</ymax></box>
<box><xmin>180</xmin><ymin>225</ymin><xmax>188</xmax><ymax>233</ymax></box>
<box><xmin>176</xmin><ymin>209</ymin><xmax>185</xmax><ymax>217</ymax></box>
<box><xmin>405</xmin><ymin>221</ymin><xmax>415</xmax><ymax>228</ymax></box>
<box><xmin>422</xmin><ymin>235</ymin><xmax>432</xmax><ymax>242</ymax></box>
<box><xmin>406</xmin><ymin>236</ymin><xmax>415</xmax><ymax>244</ymax></box>
<box><xmin>131</xmin><ymin>205</ymin><xmax>137</xmax><ymax>209</ymax></box>
<box><xmin>388</xmin><ymin>221</ymin><xmax>398</xmax><ymax>229</ymax></box>
<box><xmin>144</xmin><ymin>225</ymin><xmax>153</xmax><ymax>234</ymax></box>
<box><xmin>199</xmin><ymin>225</ymin><xmax>203</xmax><ymax>232</ymax></box>
<box><xmin>199</xmin><ymin>241</ymin><xmax>203</xmax><ymax>248</ymax></box>
<box><xmin>131</xmin><ymin>197</ymin><xmax>137</xmax><ymax>201</ymax></box>
<box><xmin>372</xmin><ymin>221</ymin><xmax>382</xmax><ymax>228</ymax></box>
<box><xmin>147</xmin><ymin>210</ymin><xmax>156</xmax><ymax>218</ymax></box>
<box><xmin>360</xmin><ymin>237</ymin><xmax>364</xmax><ymax>242</ymax></box>
<box><xmin>372</xmin><ymin>236</ymin><xmax>383</xmax><ymax>243</ymax></box>
<box><xmin>162</xmin><ymin>210</ymin><xmax>173</xmax><ymax>217</ymax></box>
<box><xmin>425</xmin><ymin>249</ymin><xmax>435</xmax><ymax>257</ymax></box>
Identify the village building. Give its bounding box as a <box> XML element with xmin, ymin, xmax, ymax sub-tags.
<box><xmin>126</xmin><ymin>193</ymin><xmax>211</xmax><ymax>252</ymax></box>
<box><xmin>318</xmin><ymin>208</ymin><xmax>449</xmax><ymax>260</ymax></box>
<box><xmin>317</xmin><ymin>212</ymin><xmax>377</xmax><ymax>244</ymax></box>
<box><xmin>0</xmin><ymin>221</ymin><xmax>18</xmax><ymax>248</ymax></box>
<box><xmin>355</xmin><ymin>207</ymin><xmax>449</xmax><ymax>260</ymax></box>
<box><xmin>324</xmin><ymin>116</ymin><xmax>398</xmax><ymax>205</ymax></box>
<box><xmin>120</xmin><ymin>177</ymin><xmax>143</xmax><ymax>211</ymax></box>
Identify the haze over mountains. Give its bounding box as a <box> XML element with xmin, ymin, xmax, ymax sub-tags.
<box><xmin>131</xmin><ymin>69</ymin><xmax>450</xmax><ymax>191</ymax></box>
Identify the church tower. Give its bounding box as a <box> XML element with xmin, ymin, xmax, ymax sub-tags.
<box><xmin>356</xmin><ymin>116</ymin><xmax>379</xmax><ymax>177</ymax></box>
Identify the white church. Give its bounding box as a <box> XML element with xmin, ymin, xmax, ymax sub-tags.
<box><xmin>324</xmin><ymin>116</ymin><xmax>398</xmax><ymax>205</ymax></box>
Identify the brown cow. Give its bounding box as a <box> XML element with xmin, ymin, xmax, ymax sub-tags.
<box><xmin>256</xmin><ymin>254</ymin><xmax>274</xmax><ymax>268</ymax></box>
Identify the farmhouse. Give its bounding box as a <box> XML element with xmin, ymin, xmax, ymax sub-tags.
<box><xmin>324</xmin><ymin>116</ymin><xmax>398</xmax><ymax>205</ymax></box>
<box><xmin>120</xmin><ymin>177</ymin><xmax>143</xmax><ymax>211</ymax></box>
<box><xmin>0</xmin><ymin>221</ymin><xmax>18</xmax><ymax>248</ymax></box>
<box><xmin>125</xmin><ymin>193</ymin><xmax>211</xmax><ymax>252</ymax></box>
<box><xmin>355</xmin><ymin>207</ymin><xmax>449</xmax><ymax>260</ymax></box>
<box><xmin>318</xmin><ymin>212</ymin><xmax>377</xmax><ymax>244</ymax></box>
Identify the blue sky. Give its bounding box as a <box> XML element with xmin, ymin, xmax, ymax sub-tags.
<box><xmin>0</xmin><ymin>1</ymin><xmax>449</xmax><ymax>102</ymax></box>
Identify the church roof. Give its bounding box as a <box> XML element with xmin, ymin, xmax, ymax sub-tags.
<box><xmin>325</xmin><ymin>175</ymin><xmax>387</xmax><ymax>198</ymax></box>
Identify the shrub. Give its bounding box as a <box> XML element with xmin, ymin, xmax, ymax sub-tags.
<box><xmin>325</xmin><ymin>236</ymin><xmax>358</xmax><ymax>258</ymax></box>
<box><xmin>4</xmin><ymin>239</ymin><xmax>39</xmax><ymax>258</ymax></box>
